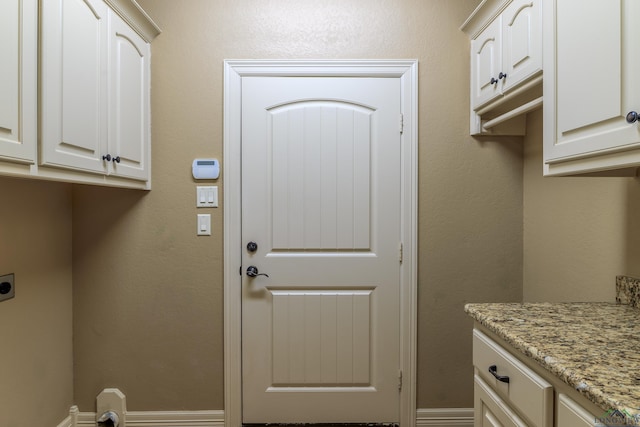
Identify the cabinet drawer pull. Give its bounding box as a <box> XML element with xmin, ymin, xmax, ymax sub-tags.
<box><xmin>488</xmin><ymin>365</ymin><xmax>510</xmax><ymax>383</ymax></box>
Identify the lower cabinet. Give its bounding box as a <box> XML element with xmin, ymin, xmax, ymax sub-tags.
<box><xmin>473</xmin><ymin>329</ymin><xmax>600</xmax><ymax>427</ymax></box>
<box><xmin>557</xmin><ymin>394</ymin><xmax>595</xmax><ymax>427</ymax></box>
<box><xmin>475</xmin><ymin>375</ymin><xmax>527</xmax><ymax>427</ymax></box>
<box><xmin>473</xmin><ymin>329</ymin><xmax>553</xmax><ymax>427</ymax></box>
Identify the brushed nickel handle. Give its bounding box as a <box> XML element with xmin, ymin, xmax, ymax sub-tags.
<box><xmin>246</xmin><ymin>266</ymin><xmax>269</xmax><ymax>278</ymax></box>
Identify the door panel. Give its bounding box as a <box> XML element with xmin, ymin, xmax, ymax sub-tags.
<box><xmin>0</xmin><ymin>0</ymin><xmax>36</xmax><ymax>164</ymax></box>
<box><xmin>41</xmin><ymin>0</ymin><xmax>108</xmax><ymax>173</ymax></box>
<box><xmin>502</xmin><ymin>0</ymin><xmax>542</xmax><ymax>92</ymax></box>
<box><xmin>242</xmin><ymin>76</ymin><xmax>401</xmax><ymax>423</ymax></box>
<box><xmin>109</xmin><ymin>11</ymin><xmax>150</xmax><ymax>180</ymax></box>
<box><xmin>546</xmin><ymin>0</ymin><xmax>635</xmax><ymax>161</ymax></box>
<box><xmin>271</xmin><ymin>290</ymin><xmax>371</xmax><ymax>386</ymax></box>
<box><xmin>270</xmin><ymin>102</ymin><xmax>372</xmax><ymax>250</ymax></box>
<box><xmin>472</xmin><ymin>17</ymin><xmax>502</xmax><ymax>109</ymax></box>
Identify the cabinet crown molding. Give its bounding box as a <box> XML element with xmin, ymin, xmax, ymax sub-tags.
<box><xmin>104</xmin><ymin>0</ymin><xmax>161</xmax><ymax>42</ymax></box>
<box><xmin>461</xmin><ymin>0</ymin><xmax>512</xmax><ymax>38</ymax></box>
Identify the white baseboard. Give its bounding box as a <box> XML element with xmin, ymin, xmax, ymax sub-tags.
<box><xmin>57</xmin><ymin>406</ymin><xmax>79</xmax><ymax>427</ymax></box>
<box><xmin>75</xmin><ymin>409</ymin><xmax>224</xmax><ymax>426</ymax></box>
<box><xmin>60</xmin><ymin>407</ymin><xmax>470</xmax><ymax>427</ymax></box>
<box><xmin>416</xmin><ymin>408</ymin><xmax>474</xmax><ymax>427</ymax></box>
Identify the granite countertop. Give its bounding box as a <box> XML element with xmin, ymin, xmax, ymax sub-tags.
<box><xmin>465</xmin><ymin>277</ymin><xmax>640</xmax><ymax>418</ymax></box>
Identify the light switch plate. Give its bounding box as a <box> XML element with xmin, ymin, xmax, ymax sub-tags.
<box><xmin>197</xmin><ymin>214</ymin><xmax>211</xmax><ymax>236</ymax></box>
<box><xmin>0</xmin><ymin>273</ymin><xmax>15</xmax><ymax>302</ymax></box>
<box><xmin>196</xmin><ymin>186</ymin><xmax>218</xmax><ymax>208</ymax></box>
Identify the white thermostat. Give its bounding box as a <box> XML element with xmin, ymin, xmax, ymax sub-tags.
<box><xmin>192</xmin><ymin>158</ymin><xmax>220</xmax><ymax>180</ymax></box>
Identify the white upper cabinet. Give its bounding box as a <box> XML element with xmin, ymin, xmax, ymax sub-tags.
<box><xmin>543</xmin><ymin>0</ymin><xmax>640</xmax><ymax>175</ymax></box>
<box><xmin>41</xmin><ymin>0</ymin><xmax>152</xmax><ymax>184</ymax></box>
<box><xmin>0</xmin><ymin>0</ymin><xmax>37</xmax><ymax>164</ymax></box>
<box><xmin>41</xmin><ymin>0</ymin><xmax>109</xmax><ymax>175</ymax></box>
<box><xmin>0</xmin><ymin>0</ymin><xmax>158</xmax><ymax>189</ymax></box>
<box><xmin>108</xmin><ymin>11</ymin><xmax>150</xmax><ymax>181</ymax></box>
<box><xmin>463</xmin><ymin>0</ymin><xmax>542</xmax><ymax>135</ymax></box>
<box><xmin>501</xmin><ymin>0</ymin><xmax>542</xmax><ymax>93</ymax></box>
<box><xmin>471</xmin><ymin>17</ymin><xmax>502</xmax><ymax>109</ymax></box>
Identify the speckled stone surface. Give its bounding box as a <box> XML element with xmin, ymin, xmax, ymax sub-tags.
<box><xmin>465</xmin><ymin>301</ymin><xmax>640</xmax><ymax>417</ymax></box>
<box><xmin>617</xmin><ymin>275</ymin><xmax>640</xmax><ymax>308</ymax></box>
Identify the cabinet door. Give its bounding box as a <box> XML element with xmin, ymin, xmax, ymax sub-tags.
<box><xmin>41</xmin><ymin>0</ymin><xmax>109</xmax><ymax>174</ymax></box>
<box><xmin>0</xmin><ymin>0</ymin><xmax>37</xmax><ymax>164</ymax></box>
<box><xmin>471</xmin><ymin>17</ymin><xmax>502</xmax><ymax>110</ymax></box>
<box><xmin>502</xmin><ymin>0</ymin><xmax>542</xmax><ymax>92</ymax></box>
<box><xmin>544</xmin><ymin>0</ymin><xmax>640</xmax><ymax>171</ymax></box>
<box><xmin>473</xmin><ymin>329</ymin><xmax>553</xmax><ymax>427</ymax></box>
<box><xmin>475</xmin><ymin>375</ymin><xmax>527</xmax><ymax>427</ymax></box>
<box><xmin>557</xmin><ymin>395</ymin><xmax>597</xmax><ymax>427</ymax></box>
<box><xmin>108</xmin><ymin>11</ymin><xmax>150</xmax><ymax>181</ymax></box>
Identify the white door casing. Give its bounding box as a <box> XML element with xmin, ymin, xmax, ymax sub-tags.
<box><xmin>242</xmin><ymin>76</ymin><xmax>400</xmax><ymax>423</ymax></box>
<box><xmin>224</xmin><ymin>60</ymin><xmax>418</xmax><ymax>427</ymax></box>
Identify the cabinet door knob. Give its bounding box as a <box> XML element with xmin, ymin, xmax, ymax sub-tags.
<box><xmin>112</xmin><ymin>156</ymin><xmax>121</xmax><ymax>164</ymax></box>
<box><xmin>102</xmin><ymin>154</ymin><xmax>112</xmax><ymax>161</ymax></box>
<box><xmin>498</xmin><ymin>72</ymin><xmax>507</xmax><ymax>80</ymax></box>
<box><xmin>490</xmin><ymin>77</ymin><xmax>499</xmax><ymax>85</ymax></box>
<box><xmin>626</xmin><ymin>111</ymin><xmax>639</xmax><ymax>124</ymax></box>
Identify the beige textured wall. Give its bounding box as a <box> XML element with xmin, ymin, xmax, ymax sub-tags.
<box><xmin>523</xmin><ymin>109</ymin><xmax>640</xmax><ymax>301</ymax></box>
<box><xmin>0</xmin><ymin>177</ymin><xmax>73</xmax><ymax>426</ymax></box>
<box><xmin>73</xmin><ymin>0</ymin><xmax>524</xmax><ymax>411</ymax></box>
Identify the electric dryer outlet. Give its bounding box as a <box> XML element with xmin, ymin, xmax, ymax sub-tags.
<box><xmin>0</xmin><ymin>273</ymin><xmax>15</xmax><ymax>302</ymax></box>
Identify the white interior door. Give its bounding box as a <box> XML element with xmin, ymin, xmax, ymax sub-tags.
<box><xmin>241</xmin><ymin>76</ymin><xmax>402</xmax><ymax>424</ymax></box>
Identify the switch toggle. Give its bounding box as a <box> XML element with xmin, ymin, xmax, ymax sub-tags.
<box><xmin>196</xmin><ymin>186</ymin><xmax>218</xmax><ymax>208</ymax></box>
<box><xmin>197</xmin><ymin>214</ymin><xmax>211</xmax><ymax>236</ymax></box>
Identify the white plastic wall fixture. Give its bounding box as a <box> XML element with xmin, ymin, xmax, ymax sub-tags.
<box><xmin>96</xmin><ymin>388</ymin><xmax>126</xmax><ymax>427</ymax></box>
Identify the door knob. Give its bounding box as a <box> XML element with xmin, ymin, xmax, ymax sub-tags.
<box><xmin>246</xmin><ymin>266</ymin><xmax>269</xmax><ymax>278</ymax></box>
<box><xmin>490</xmin><ymin>77</ymin><xmax>499</xmax><ymax>85</ymax></box>
<box><xmin>247</xmin><ymin>241</ymin><xmax>258</xmax><ymax>252</ymax></box>
<box><xmin>627</xmin><ymin>111</ymin><xmax>639</xmax><ymax>124</ymax></box>
<box><xmin>498</xmin><ymin>72</ymin><xmax>507</xmax><ymax>80</ymax></box>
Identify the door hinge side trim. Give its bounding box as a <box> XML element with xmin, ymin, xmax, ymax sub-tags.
<box><xmin>399</xmin><ymin>113</ymin><xmax>404</xmax><ymax>134</ymax></box>
<box><xmin>398</xmin><ymin>369</ymin><xmax>403</xmax><ymax>391</ymax></box>
<box><xmin>398</xmin><ymin>242</ymin><xmax>403</xmax><ymax>263</ymax></box>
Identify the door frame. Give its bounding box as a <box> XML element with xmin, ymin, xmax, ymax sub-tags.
<box><xmin>223</xmin><ymin>59</ymin><xmax>418</xmax><ymax>427</ymax></box>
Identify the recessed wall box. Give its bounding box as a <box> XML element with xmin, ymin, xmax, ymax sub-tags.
<box><xmin>192</xmin><ymin>159</ymin><xmax>220</xmax><ymax>180</ymax></box>
<box><xmin>0</xmin><ymin>273</ymin><xmax>15</xmax><ymax>302</ymax></box>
